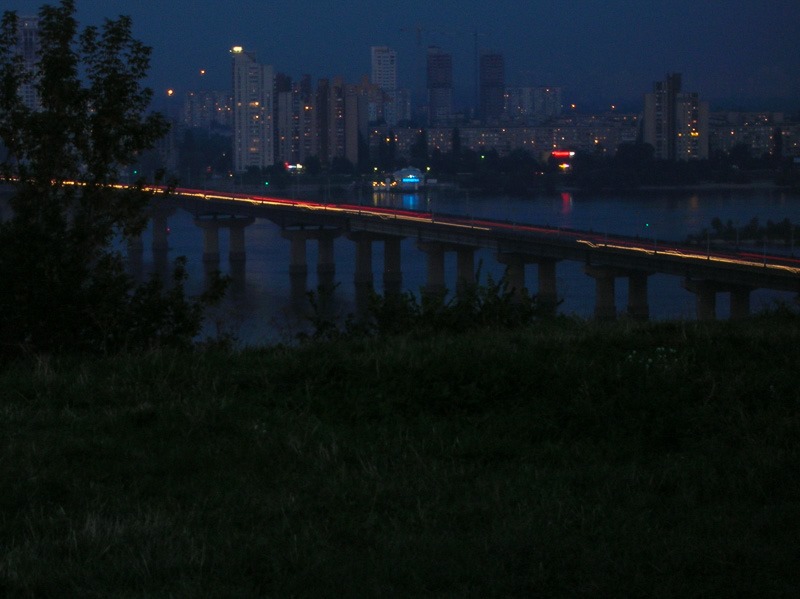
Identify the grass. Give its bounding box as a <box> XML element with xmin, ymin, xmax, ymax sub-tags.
<box><xmin>1</xmin><ymin>314</ymin><xmax>800</xmax><ymax>597</ymax></box>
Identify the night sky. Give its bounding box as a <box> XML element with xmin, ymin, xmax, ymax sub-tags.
<box><xmin>9</xmin><ymin>0</ymin><xmax>800</xmax><ymax>112</ymax></box>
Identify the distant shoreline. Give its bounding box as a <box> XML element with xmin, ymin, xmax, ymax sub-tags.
<box><xmin>562</xmin><ymin>180</ymin><xmax>797</xmax><ymax>196</ymax></box>
<box><xmin>636</xmin><ymin>181</ymin><xmax>786</xmax><ymax>192</ymax></box>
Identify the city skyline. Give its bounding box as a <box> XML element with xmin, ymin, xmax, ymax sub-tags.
<box><xmin>7</xmin><ymin>0</ymin><xmax>800</xmax><ymax>112</ymax></box>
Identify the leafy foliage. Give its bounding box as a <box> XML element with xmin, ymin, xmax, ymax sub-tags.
<box><xmin>303</xmin><ymin>273</ymin><xmax>551</xmax><ymax>342</ymax></box>
<box><xmin>0</xmin><ymin>1</ymin><xmax>222</xmax><ymax>357</ymax></box>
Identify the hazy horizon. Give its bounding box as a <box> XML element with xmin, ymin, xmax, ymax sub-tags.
<box><xmin>8</xmin><ymin>0</ymin><xmax>800</xmax><ymax>114</ymax></box>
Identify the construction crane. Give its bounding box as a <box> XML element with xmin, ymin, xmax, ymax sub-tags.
<box><xmin>472</xmin><ymin>29</ymin><xmax>488</xmax><ymax>112</ymax></box>
<box><xmin>399</xmin><ymin>25</ymin><xmax>456</xmax><ymax>108</ymax></box>
<box><xmin>400</xmin><ymin>25</ymin><xmax>489</xmax><ymax>116</ymax></box>
<box><xmin>400</xmin><ymin>24</ymin><xmax>457</xmax><ymax>46</ymax></box>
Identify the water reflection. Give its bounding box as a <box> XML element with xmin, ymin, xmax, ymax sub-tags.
<box><xmin>560</xmin><ymin>191</ymin><xmax>573</xmax><ymax>214</ymax></box>
<box><xmin>371</xmin><ymin>190</ymin><xmax>430</xmax><ymax>211</ymax></box>
<box><xmin>401</xmin><ymin>193</ymin><xmax>422</xmax><ymax>211</ymax></box>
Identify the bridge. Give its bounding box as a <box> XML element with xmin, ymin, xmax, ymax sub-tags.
<box><xmin>143</xmin><ymin>187</ymin><xmax>800</xmax><ymax>322</ymax></box>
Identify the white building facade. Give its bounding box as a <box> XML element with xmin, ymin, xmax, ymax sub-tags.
<box><xmin>231</xmin><ymin>46</ymin><xmax>274</xmax><ymax>172</ymax></box>
<box><xmin>14</xmin><ymin>16</ymin><xmax>40</xmax><ymax>111</ymax></box>
<box><xmin>643</xmin><ymin>73</ymin><xmax>708</xmax><ymax>161</ymax></box>
<box><xmin>371</xmin><ymin>46</ymin><xmax>398</xmax><ymax>126</ymax></box>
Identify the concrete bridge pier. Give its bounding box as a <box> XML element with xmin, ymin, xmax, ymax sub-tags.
<box><xmin>228</xmin><ymin>219</ymin><xmax>253</xmax><ymax>262</ymax></box>
<box><xmin>195</xmin><ymin>214</ymin><xmax>255</xmax><ymax>264</ymax></box>
<box><xmin>627</xmin><ymin>271</ymin><xmax>651</xmax><ymax>321</ymax></box>
<box><xmin>282</xmin><ymin>229</ymin><xmax>309</xmax><ymax>278</ymax></box>
<box><xmin>684</xmin><ymin>279</ymin><xmax>753</xmax><ymax>320</ymax></box>
<box><xmin>317</xmin><ymin>230</ymin><xmax>337</xmax><ymax>278</ymax></box>
<box><xmin>347</xmin><ymin>232</ymin><xmax>377</xmax><ymax>319</ymax></box>
<box><xmin>496</xmin><ymin>253</ymin><xmax>560</xmax><ymax>311</ymax></box>
<box><xmin>280</xmin><ymin>228</ymin><xmax>313</xmax><ymax>315</ymax></box>
<box><xmin>280</xmin><ymin>227</ymin><xmax>343</xmax><ymax>296</ymax></box>
<box><xmin>683</xmin><ymin>279</ymin><xmax>717</xmax><ymax>320</ymax></box>
<box><xmin>383</xmin><ymin>236</ymin><xmax>403</xmax><ymax>295</ymax></box>
<box><xmin>585</xmin><ymin>265</ymin><xmax>617</xmax><ymax>321</ymax></box>
<box><xmin>496</xmin><ymin>253</ymin><xmax>526</xmax><ymax>296</ymax></box>
<box><xmin>418</xmin><ymin>241</ymin><xmax>446</xmax><ymax>296</ymax></box>
<box><xmin>196</xmin><ymin>217</ymin><xmax>221</xmax><ymax>263</ymax></box>
<box><xmin>227</xmin><ymin>216</ymin><xmax>255</xmax><ymax>291</ymax></box>
<box><xmin>348</xmin><ymin>232</ymin><xmax>407</xmax><ymax>296</ymax></box>
<box><xmin>585</xmin><ymin>266</ymin><xmax>652</xmax><ymax>321</ymax></box>
<box><xmin>196</xmin><ymin>220</ymin><xmax>221</xmax><ymax>289</ymax></box>
<box><xmin>313</xmin><ymin>229</ymin><xmax>338</xmax><ymax>292</ymax></box>
<box><xmin>730</xmin><ymin>286</ymin><xmax>752</xmax><ymax>319</ymax></box>
<box><xmin>351</xmin><ymin>233</ymin><xmax>375</xmax><ymax>289</ymax></box>
<box><xmin>536</xmin><ymin>258</ymin><xmax>559</xmax><ymax>312</ymax></box>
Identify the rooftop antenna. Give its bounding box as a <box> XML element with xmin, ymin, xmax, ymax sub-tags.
<box><xmin>473</xmin><ymin>29</ymin><xmax>487</xmax><ymax>116</ymax></box>
<box><xmin>400</xmin><ymin>25</ymin><xmax>457</xmax><ymax>112</ymax></box>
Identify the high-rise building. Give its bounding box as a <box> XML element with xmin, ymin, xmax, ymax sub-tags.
<box><xmin>312</xmin><ymin>76</ymin><xmax>367</xmax><ymax>168</ymax></box>
<box><xmin>315</xmin><ymin>78</ymin><xmax>331</xmax><ymax>165</ymax></box>
<box><xmin>395</xmin><ymin>88</ymin><xmax>412</xmax><ymax>123</ymax></box>
<box><xmin>371</xmin><ymin>46</ymin><xmax>397</xmax><ymax>92</ymax></box>
<box><xmin>182</xmin><ymin>90</ymin><xmax>232</xmax><ymax>130</ymax></box>
<box><xmin>643</xmin><ymin>73</ymin><xmax>708</xmax><ymax>160</ymax></box>
<box><xmin>504</xmin><ymin>86</ymin><xmax>562</xmax><ymax>125</ymax></box>
<box><xmin>359</xmin><ymin>74</ymin><xmax>384</xmax><ymax>124</ymax></box>
<box><xmin>297</xmin><ymin>75</ymin><xmax>316</xmax><ymax>163</ymax></box>
<box><xmin>274</xmin><ymin>73</ymin><xmax>295</xmax><ymax>164</ymax></box>
<box><xmin>345</xmin><ymin>84</ymin><xmax>369</xmax><ymax>168</ymax></box>
<box><xmin>231</xmin><ymin>46</ymin><xmax>274</xmax><ymax>172</ymax></box>
<box><xmin>371</xmin><ymin>46</ymin><xmax>398</xmax><ymax>126</ymax></box>
<box><xmin>533</xmin><ymin>87</ymin><xmax>562</xmax><ymax>123</ymax></box>
<box><xmin>479</xmin><ymin>53</ymin><xmax>504</xmax><ymax>123</ymax></box>
<box><xmin>426</xmin><ymin>46</ymin><xmax>453</xmax><ymax>126</ymax></box>
<box><xmin>15</xmin><ymin>16</ymin><xmax>40</xmax><ymax>110</ymax></box>
<box><xmin>328</xmin><ymin>76</ymin><xmax>346</xmax><ymax>162</ymax></box>
<box><xmin>274</xmin><ymin>73</ymin><xmax>320</xmax><ymax>165</ymax></box>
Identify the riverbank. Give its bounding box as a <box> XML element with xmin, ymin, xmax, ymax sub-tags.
<box><xmin>2</xmin><ymin>314</ymin><xmax>799</xmax><ymax>596</ymax></box>
<box><xmin>561</xmin><ymin>179</ymin><xmax>795</xmax><ymax>196</ymax></box>
<box><xmin>119</xmin><ymin>173</ymin><xmax>799</xmax><ymax>206</ymax></box>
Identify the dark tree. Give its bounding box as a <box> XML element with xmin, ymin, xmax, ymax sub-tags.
<box><xmin>356</xmin><ymin>131</ymin><xmax>370</xmax><ymax>174</ymax></box>
<box><xmin>0</xmin><ymin>0</ymin><xmax>222</xmax><ymax>356</ymax></box>
<box><xmin>377</xmin><ymin>131</ymin><xmax>396</xmax><ymax>171</ymax></box>
<box><xmin>330</xmin><ymin>155</ymin><xmax>355</xmax><ymax>176</ymax></box>
<box><xmin>728</xmin><ymin>143</ymin><xmax>753</xmax><ymax>170</ymax></box>
<box><xmin>451</xmin><ymin>127</ymin><xmax>462</xmax><ymax>158</ymax></box>
<box><xmin>773</xmin><ymin>127</ymin><xmax>783</xmax><ymax>164</ymax></box>
<box><xmin>614</xmin><ymin>142</ymin><xmax>655</xmax><ymax>170</ymax></box>
<box><xmin>178</xmin><ymin>128</ymin><xmax>232</xmax><ymax>184</ymax></box>
<box><xmin>302</xmin><ymin>154</ymin><xmax>321</xmax><ymax>176</ymax></box>
<box><xmin>409</xmin><ymin>129</ymin><xmax>428</xmax><ymax>169</ymax></box>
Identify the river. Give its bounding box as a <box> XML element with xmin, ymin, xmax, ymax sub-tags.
<box><xmin>133</xmin><ymin>186</ymin><xmax>800</xmax><ymax>346</ymax></box>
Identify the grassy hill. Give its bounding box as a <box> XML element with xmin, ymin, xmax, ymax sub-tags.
<box><xmin>1</xmin><ymin>314</ymin><xmax>799</xmax><ymax>597</ymax></box>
